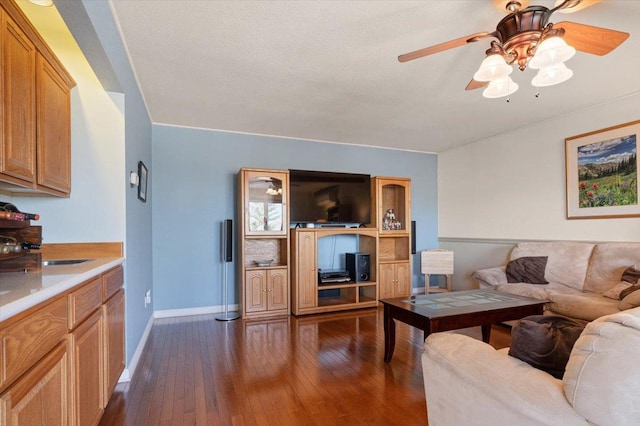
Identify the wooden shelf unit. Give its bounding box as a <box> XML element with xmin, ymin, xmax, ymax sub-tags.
<box><xmin>372</xmin><ymin>177</ymin><xmax>412</xmax><ymax>298</ymax></box>
<box><xmin>238</xmin><ymin>168</ymin><xmax>291</xmax><ymax>319</ymax></box>
<box><xmin>291</xmin><ymin>227</ymin><xmax>378</xmax><ymax>315</ymax></box>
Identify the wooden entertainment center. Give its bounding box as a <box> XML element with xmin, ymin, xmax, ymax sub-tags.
<box><xmin>238</xmin><ymin>168</ymin><xmax>411</xmax><ymax>318</ymax></box>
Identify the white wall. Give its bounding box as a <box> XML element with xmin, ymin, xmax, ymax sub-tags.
<box><xmin>439</xmin><ymin>93</ymin><xmax>640</xmax><ymax>242</ymax></box>
<box><xmin>438</xmin><ymin>93</ymin><xmax>640</xmax><ymax>290</ymax></box>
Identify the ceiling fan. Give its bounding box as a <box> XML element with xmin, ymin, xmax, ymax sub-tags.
<box><xmin>398</xmin><ymin>0</ymin><xmax>630</xmax><ymax>98</ymax></box>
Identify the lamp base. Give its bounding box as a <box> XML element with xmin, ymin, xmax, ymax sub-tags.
<box><xmin>215</xmin><ymin>312</ymin><xmax>240</xmax><ymax>321</ymax></box>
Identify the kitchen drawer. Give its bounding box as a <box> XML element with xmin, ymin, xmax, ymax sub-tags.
<box><xmin>102</xmin><ymin>265</ymin><xmax>124</xmax><ymax>301</ymax></box>
<box><xmin>0</xmin><ymin>296</ymin><xmax>67</xmax><ymax>392</ymax></box>
<box><xmin>68</xmin><ymin>277</ymin><xmax>102</xmax><ymax>330</ymax></box>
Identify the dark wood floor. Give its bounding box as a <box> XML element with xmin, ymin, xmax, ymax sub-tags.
<box><xmin>100</xmin><ymin>307</ymin><xmax>511</xmax><ymax>426</ymax></box>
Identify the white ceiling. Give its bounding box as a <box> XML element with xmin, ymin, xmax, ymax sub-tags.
<box><xmin>108</xmin><ymin>0</ymin><xmax>640</xmax><ymax>153</ymax></box>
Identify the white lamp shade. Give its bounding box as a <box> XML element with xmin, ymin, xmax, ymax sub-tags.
<box><xmin>529</xmin><ymin>36</ymin><xmax>576</xmax><ymax>69</ymax></box>
<box><xmin>473</xmin><ymin>54</ymin><xmax>512</xmax><ymax>82</ymax></box>
<box><xmin>531</xmin><ymin>63</ymin><xmax>573</xmax><ymax>87</ymax></box>
<box><xmin>28</xmin><ymin>0</ymin><xmax>53</xmax><ymax>5</ymax></box>
<box><xmin>482</xmin><ymin>76</ymin><xmax>519</xmax><ymax>98</ymax></box>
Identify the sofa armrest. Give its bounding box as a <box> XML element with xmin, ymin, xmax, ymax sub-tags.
<box><xmin>422</xmin><ymin>333</ymin><xmax>587</xmax><ymax>425</ymax></box>
<box><xmin>471</xmin><ymin>266</ymin><xmax>507</xmax><ymax>288</ymax></box>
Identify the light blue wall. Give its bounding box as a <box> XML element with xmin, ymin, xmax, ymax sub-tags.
<box><xmin>72</xmin><ymin>1</ymin><xmax>154</xmax><ymax>365</ymax></box>
<box><xmin>152</xmin><ymin>125</ymin><xmax>438</xmax><ymax>310</ymax></box>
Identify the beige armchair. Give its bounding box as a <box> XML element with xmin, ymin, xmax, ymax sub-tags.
<box><xmin>422</xmin><ymin>307</ymin><xmax>640</xmax><ymax>425</ymax></box>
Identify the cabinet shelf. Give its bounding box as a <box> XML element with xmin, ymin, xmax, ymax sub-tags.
<box><xmin>317</xmin><ymin>281</ymin><xmax>377</xmax><ymax>290</ymax></box>
<box><xmin>245</xmin><ymin>264</ymin><xmax>287</xmax><ymax>271</ymax></box>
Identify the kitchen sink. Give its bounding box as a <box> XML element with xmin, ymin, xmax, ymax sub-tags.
<box><xmin>42</xmin><ymin>259</ymin><xmax>94</xmax><ymax>266</ymax></box>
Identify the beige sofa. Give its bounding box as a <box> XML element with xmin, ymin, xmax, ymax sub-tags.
<box><xmin>422</xmin><ymin>306</ymin><xmax>640</xmax><ymax>426</ymax></box>
<box><xmin>472</xmin><ymin>241</ymin><xmax>640</xmax><ymax>321</ymax></box>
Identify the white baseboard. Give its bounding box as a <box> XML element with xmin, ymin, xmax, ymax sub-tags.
<box><xmin>153</xmin><ymin>304</ymin><xmax>239</xmax><ymax>319</ymax></box>
<box><xmin>118</xmin><ymin>313</ymin><xmax>155</xmax><ymax>383</ymax></box>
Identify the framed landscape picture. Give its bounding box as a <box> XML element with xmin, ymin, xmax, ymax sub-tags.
<box><xmin>565</xmin><ymin>120</ymin><xmax>639</xmax><ymax>219</ymax></box>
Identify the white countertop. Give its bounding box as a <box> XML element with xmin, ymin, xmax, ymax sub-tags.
<box><xmin>0</xmin><ymin>257</ymin><xmax>125</xmax><ymax>322</ymax></box>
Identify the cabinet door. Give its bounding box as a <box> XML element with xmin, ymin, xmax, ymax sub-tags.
<box><xmin>267</xmin><ymin>269</ymin><xmax>288</xmax><ymax>311</ymax></box>
<box><xmin>373</xmin><ymin>178</ymin><xmax>411</xmax><ymax>234</ymax></box>
<box><xmin>245</xmin><ymin>270</ymin><xmax>267</xmax><ymax>313</ymax></box>
<box><xmin>103</xmin><ymin>289</ymin><xmax>125</xmax><ymax>407</ymax></box>
<box><xmin>0</xmin><ymin>342</ymin><xmax>67</xmax><ymax>425</ymax></box>
<box><xmin>379</xmin><ymin>263</ymin><xmax>395</xmax><ymax>299</ymax></box>
<box><xmin>243</xmin><ymin>170</ymin><xmax>288</xmax><ymax>236</ymax></box>
<box><xmin>36</xmin><ymin>53</ymin><xmax>71</xmax><ymax>194</ymax></box>
<box><xmin>296</xmin><ymin>232</ymin><xmax>317</xmax><ymax>309</ymax></box>
<box><xmin>1</xmin><ymin>10</ymin><xmax>36</xmax><ymax>186</ymax></box>
<box><xmin>394</xmin><ymin>262</ymin><xmax>411</xmax><ymax>298</ymax></box>
<box><xmin>69</xmin><ymin>309</ymin><xmax>104</xmax><ymax>426</ymax></box>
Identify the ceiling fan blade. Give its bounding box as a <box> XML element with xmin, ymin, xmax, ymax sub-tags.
<box><xmin>465</xmin><ymin>79</ymin><xmax>489</xmax><ymax>91</ymax></box>
<box><xmin>554</xmin><ymin>0</ymin><xmax>601</xmax><ymax>14</ymax></box>
<box><xmin>555</xmin><ymin>21</ymin><xmax>630</xmax><ymax>56</ymax></box>
<box><xmin>398</xmin><ymin>32</ymin><xmax>492</xmax><ymax>63</ymax></box>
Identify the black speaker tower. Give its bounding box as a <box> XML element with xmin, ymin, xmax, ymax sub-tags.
<box><xmin>411</xmin><ymin>220</ymin><xmax>416</xmax><ymax>255</ymax></box>
<box><xmin>216</xmin><ymin>219</ymin><xmax>239</xmax><ymax>321</ymax></box>
<box><xmin>222</xmin><ymin>219</ymin><xmax>233</xmax><ymax>262</ymax></box>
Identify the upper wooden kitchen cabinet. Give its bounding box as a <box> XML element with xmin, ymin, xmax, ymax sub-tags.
<box><xmin>0</xmin><ymin>6</ymin><xmax>36</xmax><ymax>187</ymax></box>
<box><xmin>0</xmin><ymin>0</ymin><xmax>75</xmax><ymax>197</ymax></box>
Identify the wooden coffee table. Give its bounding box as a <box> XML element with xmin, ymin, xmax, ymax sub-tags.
<box><xmin>380</xmin><ymin>289</ymin><xmax>545</xmax><ymax>362</ymax></box>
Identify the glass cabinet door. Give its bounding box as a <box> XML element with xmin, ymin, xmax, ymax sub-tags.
<box><xmin>245</xmin><ymin>171</ymin><xmax>288</xmax><ymax>235</ymax></box>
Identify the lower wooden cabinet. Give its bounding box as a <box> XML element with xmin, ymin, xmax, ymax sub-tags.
<box><xmin>379</xmin><ymin>262</ymin><xmax>411</xmax><ymax>299</ymax></box>
<box><xmin>245</xmin><ymin>268</ymin><xmax>289</xmax><ymax>316</ymax></box>
<box><xmin>103</xmin><ymin>289</ymin><xmax>125</xmax><ymax>406</ymax></box>
<box><xmin>0</xmin><ymin>343</ymin><xmax>68</xmax><ymax>425</ymax></box>
<box><xmin>0</xmin><ymin>264</ymin><xmax>125</xmax><ymax>426</ymax></box>
<box><xmin>69</xmin><ymin>309</ymin><xmax>104</xmax><ymax>426</ymax></box>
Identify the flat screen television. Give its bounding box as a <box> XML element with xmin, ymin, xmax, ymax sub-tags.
<box><xmin>289</xmin><ymin>169</ymin><xmax>371</xmax><ymax>225</ymax></box>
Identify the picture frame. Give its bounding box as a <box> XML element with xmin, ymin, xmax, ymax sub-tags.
<box><xmin>565</xmin><ymin>120</ymin><xmax>639</xmax><ymax>219</ymax></box>
<box><xmin>138</xmin><ymin>161</ymin><xmax>148</xmax><ymax>203</ymax></box>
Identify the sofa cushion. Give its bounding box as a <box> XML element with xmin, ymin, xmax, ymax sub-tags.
<box><xmin>583</xmin><ymin>243</ymin><xmax>640</xmax><ymax>294</ymax></box>
<box><xmin>510</xmin><ymin>242</ymin><xmax>595</xmax><ymax>291</ymax></box>
<box><xmin>563</xmin><ymin>307</ymin><xmax>640</xmax><ymax>426</ymax></box>
<box><xmin>506</xmin><ymin>256</ymin><xmax>549</xmax><ymax>284</ymax></box>
<box><xmin>494</xmin><ymin>281</ymin><xmax>579</xmax><ymax>302</ymax></box>
<box><xmin>548</xmin><ymin>292</ymin><xmax>620</xmax><ymax>321</ymax></box>
<box><xmin>509</xmin><ymin>315</ymin><xmax>586</xmax><ymax>379</ymax></box>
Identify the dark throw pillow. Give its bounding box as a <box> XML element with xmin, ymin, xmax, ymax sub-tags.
<box><xmin>621</xmin><ymin>265</ymin><xmax>640</xmax><ymax>284</ymax></box>
<box><xmin>508</xmin><ymin>315</ymin><xmax>587</xmax><ymax>379</ymax></box>
<box><xmin>619</xmin><ymin>266</ymin><xmax>640</xmax><ymax>300</ymax></box>
<box><xmin>506</xmin><ymin>256</ymin><xmax>549</xmax><ymax>284</ymax></box>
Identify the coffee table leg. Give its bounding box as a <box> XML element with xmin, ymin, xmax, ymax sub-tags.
<box><xmin>384</xmin><ymin>305</ymin><xmax>396</xmax><ymax>363</ymax></box>
<box><xmin>481</xmin><ymin>324</ymin><xmax>491</xmax><ymax>343</ymax></box>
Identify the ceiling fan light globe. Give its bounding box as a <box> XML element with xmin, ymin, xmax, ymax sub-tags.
<box><xmin>531</xmin><ymin>63</ymin><xmax>573</xmax><ymax>87</ymax></box>
<box><xmin>473</xmin><ymin>54</ymin><xmax>513</xmax><ymax>82</ymax></box>
<box><xmin>529</xmin><ymin>37</ymin><xmax>576</xmax><ymax>69</ymax></box>
<box><xmin>482</xmin><ymin>76</ymin><xmax>519</xmax><ymax>98</ymax></box>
